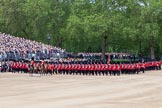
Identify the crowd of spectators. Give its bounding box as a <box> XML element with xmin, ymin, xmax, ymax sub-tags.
<box><xmin>69</xmin><ymin>52</ymin><xmax>136</xmax><ymax>60</ymax></box>
<box><xmin>0</xmin><ymin>32</ymin><xmax>66</xmax><ymax>61</ymax></box>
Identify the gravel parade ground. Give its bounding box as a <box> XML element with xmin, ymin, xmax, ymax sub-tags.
<box><xmin>0</xmin><ymin>70</ymin><xmax>162</xmax><ymax>108</ymax></box>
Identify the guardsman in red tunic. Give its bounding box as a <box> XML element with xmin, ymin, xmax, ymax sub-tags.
<box><xmin>63</xmin><ymin>64</ymin><xmax>67</xmax><ymax>74</ymax></box>
<box><xmin>90</xmin><ymin>64</ymin><xmax>94</xmax><ymax>75</ymax></box>
<box><xmin>71</xmin><ymin>64</ymin><xmax>74</xmax><ymax>75</ymax></box>
<box><xmin>47</xmin><ymin>63</ymin><xmax>53</xmax><ymax>75</ymax></box>
<box><xmin>57</xmin><ymin>63</ymin><xmax>61</xmax><ymax>74</ymax></box>
<box><xmin>73</xmin><ymin>63</ymin><xmax>77</xmax><ymax>75</ymax></box>
<box><xmin>155</xmin><ymin>61</ymin><xmax>160</xmax><ymax>70</ymax></box>
<box><xmin>15</xmin><ymin>61</ymin><xmax>19</xmax><ymax>72</ymax></box>
<box><xmin>11</xmin><ymin>62</ymin><xmax>15</xmax><ymax>73</ymax></box>
<box><xmin>53</xmin><ymin>63</ymin><xmax>57</xmax><ymax>74</ymax></box>
<box><xmin>77</xmin><ymin>64</ymin><xmax>81</xmax><ymax>75</ymax></box>
<box><xmin>61</xmin><ymin>63</ymin><xmax>64</xmax><ymax>74</ymax></box>
<box><xmin>98</xmin><ymin>63</ymin><xmax>102</xmax><ymax>76</ymax></box>
<box><xmin>21</xmin><ymin>62</ymin><xmax>25</xmax><ymax>73</ymax></box>
<box><xmin>31</xmin><ymin>60</ymin><xmax>34</xmax><ymax>66</ymax></box>
<box><xmin>20</xmin><ymin>62</ymin><xmax>24</xmax><ymax>73</ymax></box>
<box><xmin>100</xmin><ymin>64</ymin><xmax>105</xmax><ymax>76</ymax></box>
<box><xmin>115</xmin><ymin>64</ymin><xmax>120</xmax><ymax>76</ymax></box>
<box><xmin>104</xmin><ymin>64</ymin><xmax>109</xmax><ymax>75</ymax></box>
<box><xmin>84</xmin><ymin>64</ymin><xmax>88</xmax><ymax>75</ymax></box>
<box><xmin>94</xmin><ymin>63</ymin><xmax>98</xmax><ymax>75</ymax></box>
<box><xmin>141</xmin><ymin>62</ymin><xmax>145</xmax><ymax>73</ymax></box>
<box><xmin>88</xmin><ymin>64</ymin><xmax>92</xmax><ymax>75</ymax></box>
<box><xmin>24</xmin><ymin>62</ymin><xmax>28</xmax><ymax>73</ymax></box>
<box><xmin>60</xmin><ymin>63</ymin><xmax>64</xmax><ymax>74</ymax></box>
<box><xmin>135</xmin><ymin>63</ymin><xmax>140</xmax><ymax>74</ymax></box>
<box><xmin>81</xmin><ymin>64</ymin><xmax>85</xmax><ymax>75</ymax></box>
<box><xmin>112</xmin><ymin>64</ymin><xmax>116</xmax><ymax>76</ymax></box>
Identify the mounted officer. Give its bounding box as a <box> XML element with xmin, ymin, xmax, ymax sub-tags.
<box><xmin>30</xmin><ymin>57</ymin><xmax>35</xmax><ymax>68</ymax></box>
<box><xmin>41</xmin><ymin>58</ymin><xmax>45</xmax><ymax>67</ymax></box>
<box><xmin>29</xmin><ymin>57</ymin><xmax>35</xmax><ymax>76</ymax></box>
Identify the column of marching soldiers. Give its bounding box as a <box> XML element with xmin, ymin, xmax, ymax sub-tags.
<box><xmin>2</xmin><ymin>60</ymin><xmax>161</xmax><ymax>76</ymax></box>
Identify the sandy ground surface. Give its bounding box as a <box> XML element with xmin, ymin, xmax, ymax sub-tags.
<box><xmin>0</xmin><ymin>70</ymin><xmax>162</xmax><ymax>108</ymax></box>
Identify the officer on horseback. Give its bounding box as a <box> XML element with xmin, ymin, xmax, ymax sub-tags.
<box><xmin>29</xmin><ymin>57</ymin><xmax>35</xmax><ymax>76</ymax></box>
<box><xmin>41</xmin><ymin>58</ymin><xmax>45</xmax><ymax>68</ymax></box>
<box><xmin>30</xmin><ymin>57</ymin><xmax>35</xmax><ymax>68</ymax></box>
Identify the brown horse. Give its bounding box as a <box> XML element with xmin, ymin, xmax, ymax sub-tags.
<box><xmin>44</xmin><ymin>64</ymin><xmax>49</xmax><ymax>75</ymax></box>
<box><xmin>39</xmin><ymin>64</ymin><xmax>47</xmax><ymax>75</ymax></box>
<box><xmin>41</xmin><ymin>63</ymin><xmax>51</xmax><ymax>75</ymax></box>
<box><xmin>28</xmin><ymin>64</ymin><xmax>34</xmax><ymax>77</ymax></box>
<box><xmin>28</xmin><ymin>62</ymin><xmax>52</xmax><ymax>76</ymax></box>
<box><xmin>28</xmin><ymin>63</ymin><xmax>41</xmax><ymax>76</ymax></box>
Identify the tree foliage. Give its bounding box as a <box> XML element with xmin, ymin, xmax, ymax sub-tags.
<box><xmin>0</xmin><ymin>0</ymin><xmax>162</xmax><ymax>59</ymax></box>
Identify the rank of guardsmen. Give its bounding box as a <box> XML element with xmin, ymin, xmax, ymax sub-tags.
<box><xmin>1</xmin><ymin>58</ymin><xmax>161</xmax><ymax>76</ymax></box>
